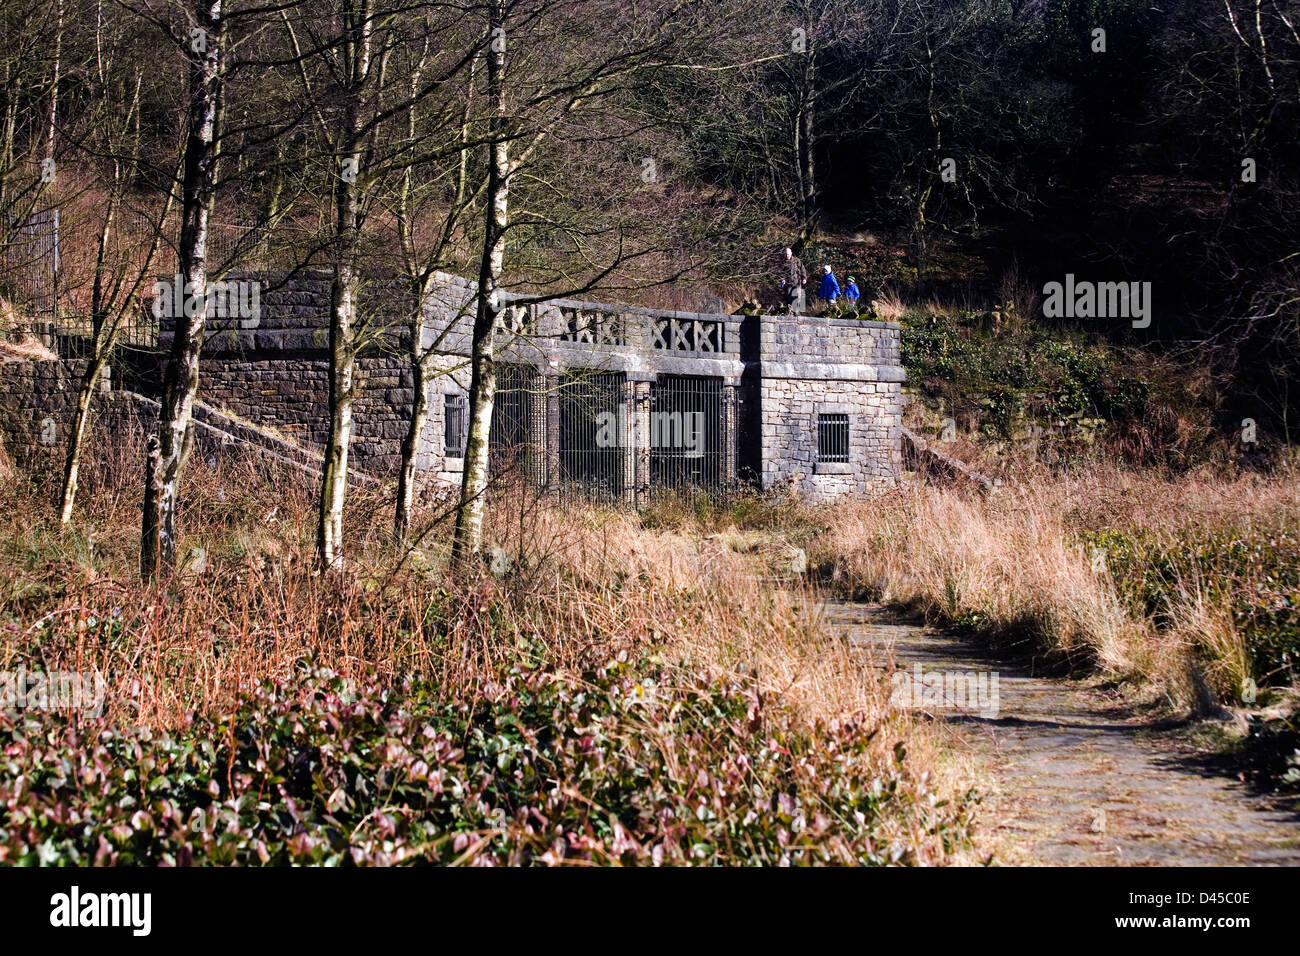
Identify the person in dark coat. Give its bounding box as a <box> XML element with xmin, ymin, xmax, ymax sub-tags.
<box><xmin>778</xmin><ymin>247</ymin><xmax>808</xmax><ymax>314</ymax></box>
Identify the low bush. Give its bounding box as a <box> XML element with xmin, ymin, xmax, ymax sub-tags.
<box><xmin>1242</xmin><ymin>714</ymin><xmax>1300</xmax><ymax>794</ymax></box>
<box><xmin>1080</xmin><ymin>526</ymin><xmax>1300</xmax><ymax>686</ymax></box>
<box><xmin>0</xmin><ymin>658</ymin><xmax>973</xmax><ymax>866</ymax></box>
<box><xmin>899</xmin><ymin>315</ymin><xmax>1205</xmax><ymax>463</ymax></box>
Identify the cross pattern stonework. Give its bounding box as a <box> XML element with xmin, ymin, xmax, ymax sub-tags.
<box><xmin>697</xmin><ymin>321</ymin><xmax>721</xmax><ymax>352</ymax></box>
<box><xmin>652</xmin><ymin>317</ymin><xmax>721</xmax><ymax>353</ymax></box>
<box><xmin>560</xmin><ymin>309</ymin><xmax>593</xmax><ymax>343</ymax></box>
<box><xmin>597</xmin><ymin>313</ymin><xmax>623</xmax><ymax>346</ymax></box>
<box><xmin>561</xmin><ymin>308</ymin><xmax>623</xmax><ymax>346</ymax></box>
<box><xmin>502</xmin><ymin>305</ymin><xmax>531</xmax><ymax>334</ymax></box>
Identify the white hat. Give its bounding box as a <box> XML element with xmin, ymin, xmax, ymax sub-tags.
<box><xmin>822</xmin><ymin>264</ymin><xmax>832</xmax><ymax>273</ymax></box>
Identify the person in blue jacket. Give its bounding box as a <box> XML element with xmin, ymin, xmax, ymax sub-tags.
<box><xmin>844</xmin><ymin>275</ymin><xmax>861</xmax><ymax>304</ymax></box>
<box><xmin>818</xmin><ymin>265</ymin><xmax>841</xmax><ymax>304</ymax></box>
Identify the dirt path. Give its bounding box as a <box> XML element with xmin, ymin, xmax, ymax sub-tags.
<box><xmin>827</xmin><ymin>602</ymin><xmax>1300</xmax><ymax>866</ymax></box>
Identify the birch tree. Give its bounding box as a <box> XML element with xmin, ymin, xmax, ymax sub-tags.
<box><xmin>315</xmin><ymin>0</ymin><xmax>374</xmax><ymax>569</ymax></box>
<box><xmin>392</xmin><ymin>44</ymin><xmax>483</xmax><ymax>547</ymax></box>
<box><xmin>280</xmin><ymin>0</ymin><xmax>486</xmax><ymax>565</ymax></box>
<box><xmin>448</xmin><ymin>3</ymin><xmax>506</xmax><ymax>565</ymax></box>
<box><xmin>0</xmin><ymin>0</ymin><xmax>72</xmax><ymax>242</ymax></box>
<box><xmin>143</xmin><ymin>0</ymin><xmax>223</xmax><ymax>579</ymax></box>
<box><xmin>448</xmin><ymin>0</ymin><xmax>761</xmax><ymax>564</ymax></box>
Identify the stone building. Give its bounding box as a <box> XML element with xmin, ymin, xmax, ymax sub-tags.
<box><xmin>2</xmin><ymin>270</ymin><xmax>905</xmax><ymax>501</ymax></box>
<box><xmin>415</xmin><ymin>273</ymin><xmax>904</xmax><ymax>500</ymax></box>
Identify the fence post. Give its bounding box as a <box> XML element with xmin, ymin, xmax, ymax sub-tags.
<box><xmin>631</xmin><ymin>379</ymin><xmax>651</xmax><ymax>504</ymax></box>
<box><xmin>51</xmin><ymin>208</ymin><xmax>60</xmax><ymax>322</ymax></box>
<box><xmin>722</xmin><ymin>382</ymin><xmax>739</xmax><ymax>486</ymax></box>
<box><xmin>527</xmin><ymin>368</ymin><xmax>548</xmax><ymax>487</ymax></box>
<box><xmin>544</xmin><ymin>370</ymin><xmax>561</xmax><ymax>493</ymax></box>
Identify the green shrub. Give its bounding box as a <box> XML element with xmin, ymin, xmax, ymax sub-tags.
<box><xmin>1242</xmin><ymin>714</ymin><xmax>1300</xmax><ymax>793</ymax></box>
<box><xmin>900</xmin><ymin>315</ymin><xmax>1161</xmax><ymax>450</ymax></box>
<box><xmin>0</xmin><ymin>658</ymin><xmax>972</xmax><ymax>866</ymax></box>
<box><xmin>1079</xmin><ymin>526</ymin><xmax>1300</xmax><ymax>684</ymax></box>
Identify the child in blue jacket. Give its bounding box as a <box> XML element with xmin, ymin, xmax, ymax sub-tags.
<box><xmin>818</xmin><ymin>265</ymin><xmax>841</xmax><ymax>304</ymax></box>
<box><xmin>844</xmin><ymin>276</ymin><xmax>861</xmax><ymax>304</ymax></box>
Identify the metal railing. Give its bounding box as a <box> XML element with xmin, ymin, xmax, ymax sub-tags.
<box><xmin>558</xmin><ymin>371</ymin><xmax>625</xmax><ymax>500</ymax></box>
<box><xmin>444</xmin><ymin>393</ymin><xmax>468</xmax><ymax>457</ymax></box>
<box><xmin>0</xmin><ymin>207</ymin><xmax>59</xmax><ymax>319</ymax></box>
<box><xmin>488</xmin><ymin>364</ymin><xmax>536</xmax><ymax>479</ymax></box>
<box><xmin>818</xmin><ymin>413</ymin><xmax>849</xmax><ymax>463</ymax></box>
<box><xmin>648</xmin><ymin>375</ymin><xmax>723</xmax><ymax>494</ymax></box>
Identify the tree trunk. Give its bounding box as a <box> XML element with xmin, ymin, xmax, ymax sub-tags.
<box><xmin>45</xmin><ymin>0</ymin><xmax>63</xmax><ymax>160</ymax></box>
<box><xmin>145</xmin><ymin>0</ymin><xmax>221</xmax><ymax>580</ymax></box>
<box><xmin>140</xmin><ymin>436</ymin><xmax>160</xmax><ymax>580</ymax></box>
<box><xmin>450</xmin><ymin>4</ymin><xmax>508</xmax><ymax>567</ymax></box>
<box><xmin>394</xmin><ymin>53</ymin><xmax>476</xmax><ymax>547</ymax></box>
<box><xmin>914</xmin><ymin>32</ymin><xmax>940</xmax><ymax>279</ymax></box>
<box><xmin>317</xmin><ymin>240</ymin><xmax>357</xmax><ymax>567</ymax></box>
<box><xmin>316</xmin><ymin>0</ymin><xmax>372</xmax><ymax>569</ymax></box>
<box><xmin>59</xmin><ymin>356</ymin><xmax>104</xmax><ymax>523</ymax></box>
<box><xmin>62</xmin><ymin>70</ymin><xmax>164</xmax><ymax>524</ymax></box>
<box><xmin>795</xmin><ymin>44</ymin><xmax>817</xmax><ymax>245</ymax></box>
<box><xmin>0</xmin><ymin>65</ymin><xmax>15</xmax><ymax>210</ymax></box>
<box><xmin>393</xmin><ymin>309</ymin><xmax>427</xmax><ymax>546</ymax></box>
<box><xmin>60</xmin><ymin>192</ymin><xmax>115</xmax><ymax>523</ymax></box>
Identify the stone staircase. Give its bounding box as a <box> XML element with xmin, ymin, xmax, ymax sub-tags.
<box><xmin>106</xmin><ymin>390</ymin><xmax>380</xmax><ymax>487</ymax></box>
<box><xmin>899</xmin><ymin>425</ymin><xmax>995</xmax><ymax>492</ymax></box>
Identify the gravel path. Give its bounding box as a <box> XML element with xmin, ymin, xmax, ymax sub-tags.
<box><xmin>828</xmin><ymin>602</ymin><xmax>1300</xmax><ymax>866</ymax></box>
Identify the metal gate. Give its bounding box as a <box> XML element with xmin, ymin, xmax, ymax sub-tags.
<box><xmin>559</xmin><ymin>371</ymin><xmax>624</xmax><ymax>500</ymax></box>
<box><xmin>649</xmin><ymin>375</ymin><xmax>723</xmax><ymax>495</ymax></box>
<box><xmin>0</xmin><ymin>207</ymin><xmax>59</xmax><ymax>318</ymax></box>
<box><xmin>489</xmin><ymin>364</ymin><xmax>534</xmax><ymax>477</ymax></box>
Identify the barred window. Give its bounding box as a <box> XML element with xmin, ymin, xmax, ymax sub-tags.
<box><xmin>444</xmin><ymin>393</ymin><xmax>468</xmax><ymax>458</ymax></box>
<box><xmin>817</xmin><ymin>413</ymin><xmax>849</xmax><ymax>463</ymax></box>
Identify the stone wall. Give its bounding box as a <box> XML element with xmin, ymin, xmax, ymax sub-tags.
<box><xmin>0</xmin><ymin>358</ymin><xmax>91</xmax><ymax>477</ymax></box>
<box><xmin>195</xmin><ymin>357</ymin><xmax>414</xmax><ymax>476</ymax></box>
<box><xmin>754</xmin><ymin>314</ymin><xmax>904</xmax><ymax>496</ymax></box>
<box><xmin>0</xmin><ymin>270</ymin><xmax>906</xmax><ymax>500</ymax></box>
<box><xmin>421</xmin><ymin>272</ymin><xmax>749</xmax><ymax>487</ymax></box>
<box><xmin>0</xmin><ymin>356</ymin><xmax>351</xmax><ymax>487</ymax></box>
<box><xmin>161</xmin><ymin>270</ymin><xmax>417</xmax><ymax>478</ymax></box>
<box><xmin>420</xmin><ymin>274</ymin><xmax>906</xmax><ymax>499</ymax></box>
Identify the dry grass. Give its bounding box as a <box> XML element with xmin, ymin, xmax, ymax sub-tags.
<box><xmin>0</xmin><ymin>294</ymin><xmax>58</xmax><ymax>360</ymax></box>
<box><xmin>800</xmin><ymin>465</ymin><xmax>1300</xmax><ymax>711</ymax></box>
<box><xmin>821</xmin><ymin>481</ymin><xmax>1133</xmax><ymax>671</ymax></box>
<box><xmin>0</xmin><ymin>337</ymin><xmax>59</xmax><ymax>361</ymax></box>
<box><xmin>22</xmin><ymin>429</ymin><xmax>1292</xmax><ymax>856</ymax></box>
<box><xmin>870</xmin><ymin>290</ymin><xmax>906</xmax><ymax>322</ymax></box>
<box><xmin>0</xmin><ymin>428</ymin><xmax>979</xmax><ymax>862</ymax></box>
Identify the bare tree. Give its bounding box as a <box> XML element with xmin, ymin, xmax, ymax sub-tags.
<box><xmin>448</xmin><ymin>1</ymin><xmax>508</xmax><ymax>566</ymax></box>
<box><xmin>143</xmin><ymin>0</ymin><xmax>223</xmax><ymax>579</ymax></box>
<box><xmin>59</xmin><ymin>38</ymin><xmax>181</xmax><ymax>522</ymax></box>
<box><xmin>392</xmin><ymin>44</ymin><xmax>482</xmax><ymax>547</ymax></box>
<box><xmin>314</xmin><ymin>0</ymin><xmax>375</xmax><ymax>569</ymax></box>
<box><xmin>448</xmin><ymin>0</ymin><xmax>763</xmax><ymax>563</ymax></box>
<box><xmin>278</xmin><ymin>0</ymin><xmax>487</xmax><ymax>566</ymax></box>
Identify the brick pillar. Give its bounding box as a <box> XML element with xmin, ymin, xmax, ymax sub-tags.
<box><xmin>545</xmin><ymin>370</ymin><xmax>561</xmax><ymax>490</ymax></box>
<box><xmin>722</xmin><ymin>383</ymin><xmax>738</xmax><ymax>485</ymax></box>
<box><xmin>527</xmin><ymin>368</ymin><xmax>549</xmax><ymax>487</ymax></box>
